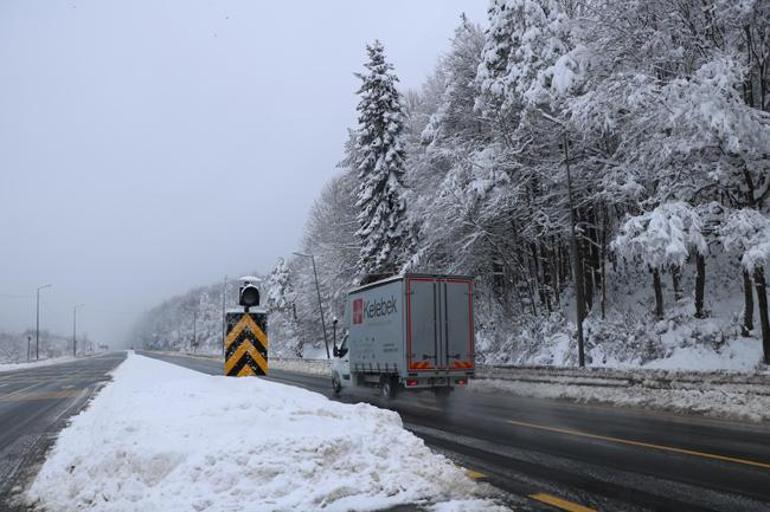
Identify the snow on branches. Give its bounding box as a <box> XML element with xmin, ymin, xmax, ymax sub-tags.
<box><xmin>612</xmin><ymin>202</ymin><xmax>707</xmax><ymax>269</ymax></box>
<box><xmin>476</xmin><ymin>0</ymin><xmax>574</xmax><ymax>112</ymax></box>
<box><xmin>721</xmin><ymin>209</ymin><xmax>770</xmax><ymax>272</ymax></box>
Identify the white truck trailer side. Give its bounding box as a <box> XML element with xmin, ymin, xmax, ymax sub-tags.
<box><xmin>331</xmin><ymin>273</ymin><xmax>475</xmax><ymax>398</ymax></box>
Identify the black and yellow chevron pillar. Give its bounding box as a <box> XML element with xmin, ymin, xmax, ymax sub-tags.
<box><xmin>224</xmin><ymin>311</ymin><xmax>268</xmax><ymax>376</ymax></box>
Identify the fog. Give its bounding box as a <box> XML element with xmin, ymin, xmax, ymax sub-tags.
<box><xmin>0</xmin><ymin>1</ymin><xmax>487</xmax><ymax>347</ymax></box>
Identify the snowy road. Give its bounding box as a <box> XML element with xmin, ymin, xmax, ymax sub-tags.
<box><xmin>0</xmin><ymin>353</ymin><xmax>125</xmax><ymax>508</ymax></box>
<box><xmin>140</xmin><ymin>351</ymin><xmax>770</xmax><ymax>511</ymax></box>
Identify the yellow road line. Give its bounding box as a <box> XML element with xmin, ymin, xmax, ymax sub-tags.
<box><xmin>508</xmin><ymin>419</ymin><xmax>770</xmax><ymax>471</ymax></box>
<box><xmin>465</xmin><ymin>469</ymin><xmax>486</xmax><ymax>480</ymax></box>
<box><xmin>529</xmin><ymin>493</ymin><xmax>596</xmax><ymax>512</ymax></box>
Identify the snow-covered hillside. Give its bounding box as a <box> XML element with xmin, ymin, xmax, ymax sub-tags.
<box><xmin>133</xmin><ymin>1</ymin><xmax>770</xmax><ymax>374</ymax></box>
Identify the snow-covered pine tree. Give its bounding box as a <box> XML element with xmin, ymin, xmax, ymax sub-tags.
<box><xmin>352</xmin><ymin>40</ymin><xmax>409</xmax><ymax>277</ymax></box>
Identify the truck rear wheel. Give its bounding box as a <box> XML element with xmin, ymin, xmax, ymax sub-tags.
<box><xmin>380</xmin><ymin>376</ymin><xmax>397</xmax><ymax>400</ymax></box>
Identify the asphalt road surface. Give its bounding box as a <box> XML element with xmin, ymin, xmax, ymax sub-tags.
<box><xmin>0</xmin><ymin>353</ymin><xmax>126</xmax><ymax>509</ymax></box>
<box><xmin>139</xmin><ymin>350</ymin><xmax>770</xmax><ymax>512</ymax></box>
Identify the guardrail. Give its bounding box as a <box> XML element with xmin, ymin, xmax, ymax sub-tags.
<box><xmin>146</xmin><ymin>351</ymin><xmax>770</xmax><ymax>395</ymax></box>
<box><xmin>269</xmin><ymin>357</ymin><xmax>770</xmax><ymax>395</ymax></box>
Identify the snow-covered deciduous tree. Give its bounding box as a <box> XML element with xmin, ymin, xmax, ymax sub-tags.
<box><xmin>352</xmin><ymin>41</ymin><xmax>410</xmax><ymax>277</ymax></box>
<box><xmin>265</xmin><ymin>257</ymin><xmax>302</xmax><ymax>356</ymax></box>
<box><xmin>266</xmin><ymin>257</ymin><xmax>295</xmax><ymax>311</ymax></box>
<box><xmin>721</xmin><ymin>208</ymin><xmax>770</xmax><ymax>361</ymax></box>
<box><xmin>613</xmin><ymin>202</ymin><xmax>707</xmax><ymax>318</ymax></box>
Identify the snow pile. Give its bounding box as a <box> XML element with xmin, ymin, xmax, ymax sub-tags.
<box><xmin>642</xmin><ymin>328</ymin><xmax>762</xmax><ymax>372</ymax></box>
<box><xmin>27</xmin><ymin>353</ymin><xmax>501</xmax><ymax>512</ymax></box>
<box><xmin>271</xmin><ymin>357</ymin><xmax>331</xmax><ymax>376</ymax></box>
<box><xmin>0</xmin><ymin>355</ymin><xmax>78</xmax><ymax>374</ymax></box>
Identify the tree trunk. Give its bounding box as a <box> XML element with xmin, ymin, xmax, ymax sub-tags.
<box><xmin>541</xmin><ymin>242</ymin><xmax>553</xmax><ymax>312</ymax></box>
<box><xmin>652</xmin><ymin>267</ymin><xmax>664</xmax><ymax>319</ymax></box>
<box><xmin>754</xmin><ymin>266</ymin><xmax>770</xmax><ymax>364</ymax></box>
<box><xmin>671</xmin><ymin>265</ymin><xmax>683</xmax><ymax>302</ymax></box>
<box><xmin>530</xmin><ymin>242</ymin><xmax>545</xmax><ymax>310</ymax></box>
<box><xmin>695</xmin><ymin>253</ymin><xmax>706</xmax><ymax>318</ymax></box>
<box><xmin>743</xmin><ymin>269</ymin><xmax>754</xmax><ymax>336</ymax></box>
<box><xmin>552</xmin><ymin>237</ymin><xmax>561</xmax><ymax>308</ymax></box>
<box><xmin>564</xmin><ymin>134</ymin><xmax>585</xmax><ymax>367</ymax></box>
<box><xmin>601</xmin><ymin>232</ymin><xmax>607</xmax><ymax>320</ymax></box>
<box><xmin>583</xmin><ymin>255</ymin><xmax>594</xmax><ymax>312</ymax></box>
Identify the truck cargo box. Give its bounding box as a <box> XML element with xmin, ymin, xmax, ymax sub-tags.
<box><xmin>345</xmin><ymin>274</ymin><xmax>475</xmax><ymax>384</ymax></box>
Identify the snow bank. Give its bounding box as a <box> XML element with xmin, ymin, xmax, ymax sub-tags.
<box><xmin>27</xmin><ymin>353</ymin><xmax>500</xmax><ymax>512</ymax></box>
<box><xmin>641</xmin><ymin>336</ymin><xmax>763</xmax><ymax>372</ymax></box>
<box><xmin>470</xmin><ymin>370</ymin><xmax>770</xmax><ymax>422</ymax></box>
<box><xmin>271</xmin><ymin>357</ymin><xmax>331</xmax><ymax>376</ymax></box>
<box><xmin>0</xmin><ymin>355</ymin><xmax>78</xmax><ymax>373</ymax></box>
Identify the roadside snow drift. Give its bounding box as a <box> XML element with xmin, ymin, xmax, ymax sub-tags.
<box><xmin>0</xmin><ymin>355</ymin><xmax>78</xmax><ymax>374</ymax></box>
<box><xmin>27</xmin><ymin>353</ymin><xmax>500</xmax><ymax>512</ymax></box>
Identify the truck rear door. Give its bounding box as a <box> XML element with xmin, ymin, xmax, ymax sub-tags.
<box><xmin>443</xmin><ymin>279</ymin><xmax>474</xmax><ymax>371</ymax></box>
<box><xmin>406</xmin><ymin>277</ymin><xmax>474</xmax><ymax>373</ymax></box>
<box><xmin>406</xmin><ymin>278</ymin><xmax>439</xmax><ymax>371</ymax></box>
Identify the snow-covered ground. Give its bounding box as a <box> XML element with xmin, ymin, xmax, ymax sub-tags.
<box><xmin>26</xmin><ymin>352</ymin><xmax>506</xmax><ymax>512</ymax></box>
<box><xmin>512</xmin><ymin>327</ymin><xmax>766</xmax><ymax>373</ymax></box>
<box><xmin>0</xmin><ymin>355</ymin><xmax>78</xmax><ymax>374</ymax></box>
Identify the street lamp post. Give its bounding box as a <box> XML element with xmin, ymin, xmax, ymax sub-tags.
<box><xmin>73</xmin><ymin>304</ymin><xmax>85</xmax><ymax>357</ymax></box>
<box><xmin>35</xmin><ymin>284</ymin><xmax>52</xmax><ymax>361</ymax></box>
<box><xmin>222</xmin><ymin>275</ymin><xmax>227</xmax><ymax>356</ymax></box>
<box><xmin>293</xmin><ymin>252</ymin><xmax>330</xmax><ymax>359</ymax></box>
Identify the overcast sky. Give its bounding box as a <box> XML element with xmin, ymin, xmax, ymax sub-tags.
<box><xmin>0</xmin><ymin>1</ymin><xmax>488</xmax><ymax>346</ymax></box>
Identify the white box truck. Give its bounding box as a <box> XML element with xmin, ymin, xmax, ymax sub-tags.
<box><xmin>331</xmin><ymin>273</ymin><xmax>475</xmax><ymax>399</ymax></box>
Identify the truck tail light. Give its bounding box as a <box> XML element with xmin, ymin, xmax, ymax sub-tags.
<box><xmin>456</xmin><ymin>379</ymin><xmax>467</xmax><ymax>386</ymax></box>
<box><xmin>406</xmin><ymin>379</ymin><xmax>419</xmax><ymax>387</ymax></box>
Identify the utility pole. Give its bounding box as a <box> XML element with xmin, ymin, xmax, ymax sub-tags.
<box><xmin>27</xmin><ymin>335</ymin><xmax>31</xmax><ymax>362</ymax></box>
<box><xmin>293</xmin><ymin>252</ymin><xmax>330</xmax><ymax>359</ymax></box>
<box><xmin>563</xmin><ymin>134</ymin><xmax>586</xmax><ymax>367</ymax></box>
<box><xmin>35</xmin><ymin>284</ymin><xmax>52</xmax><ymax>361</ymax></box>
<box><xmin>73</xmin><ymin>304</ymin><xmax>84</xmax><ymax>357</ymax></box>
